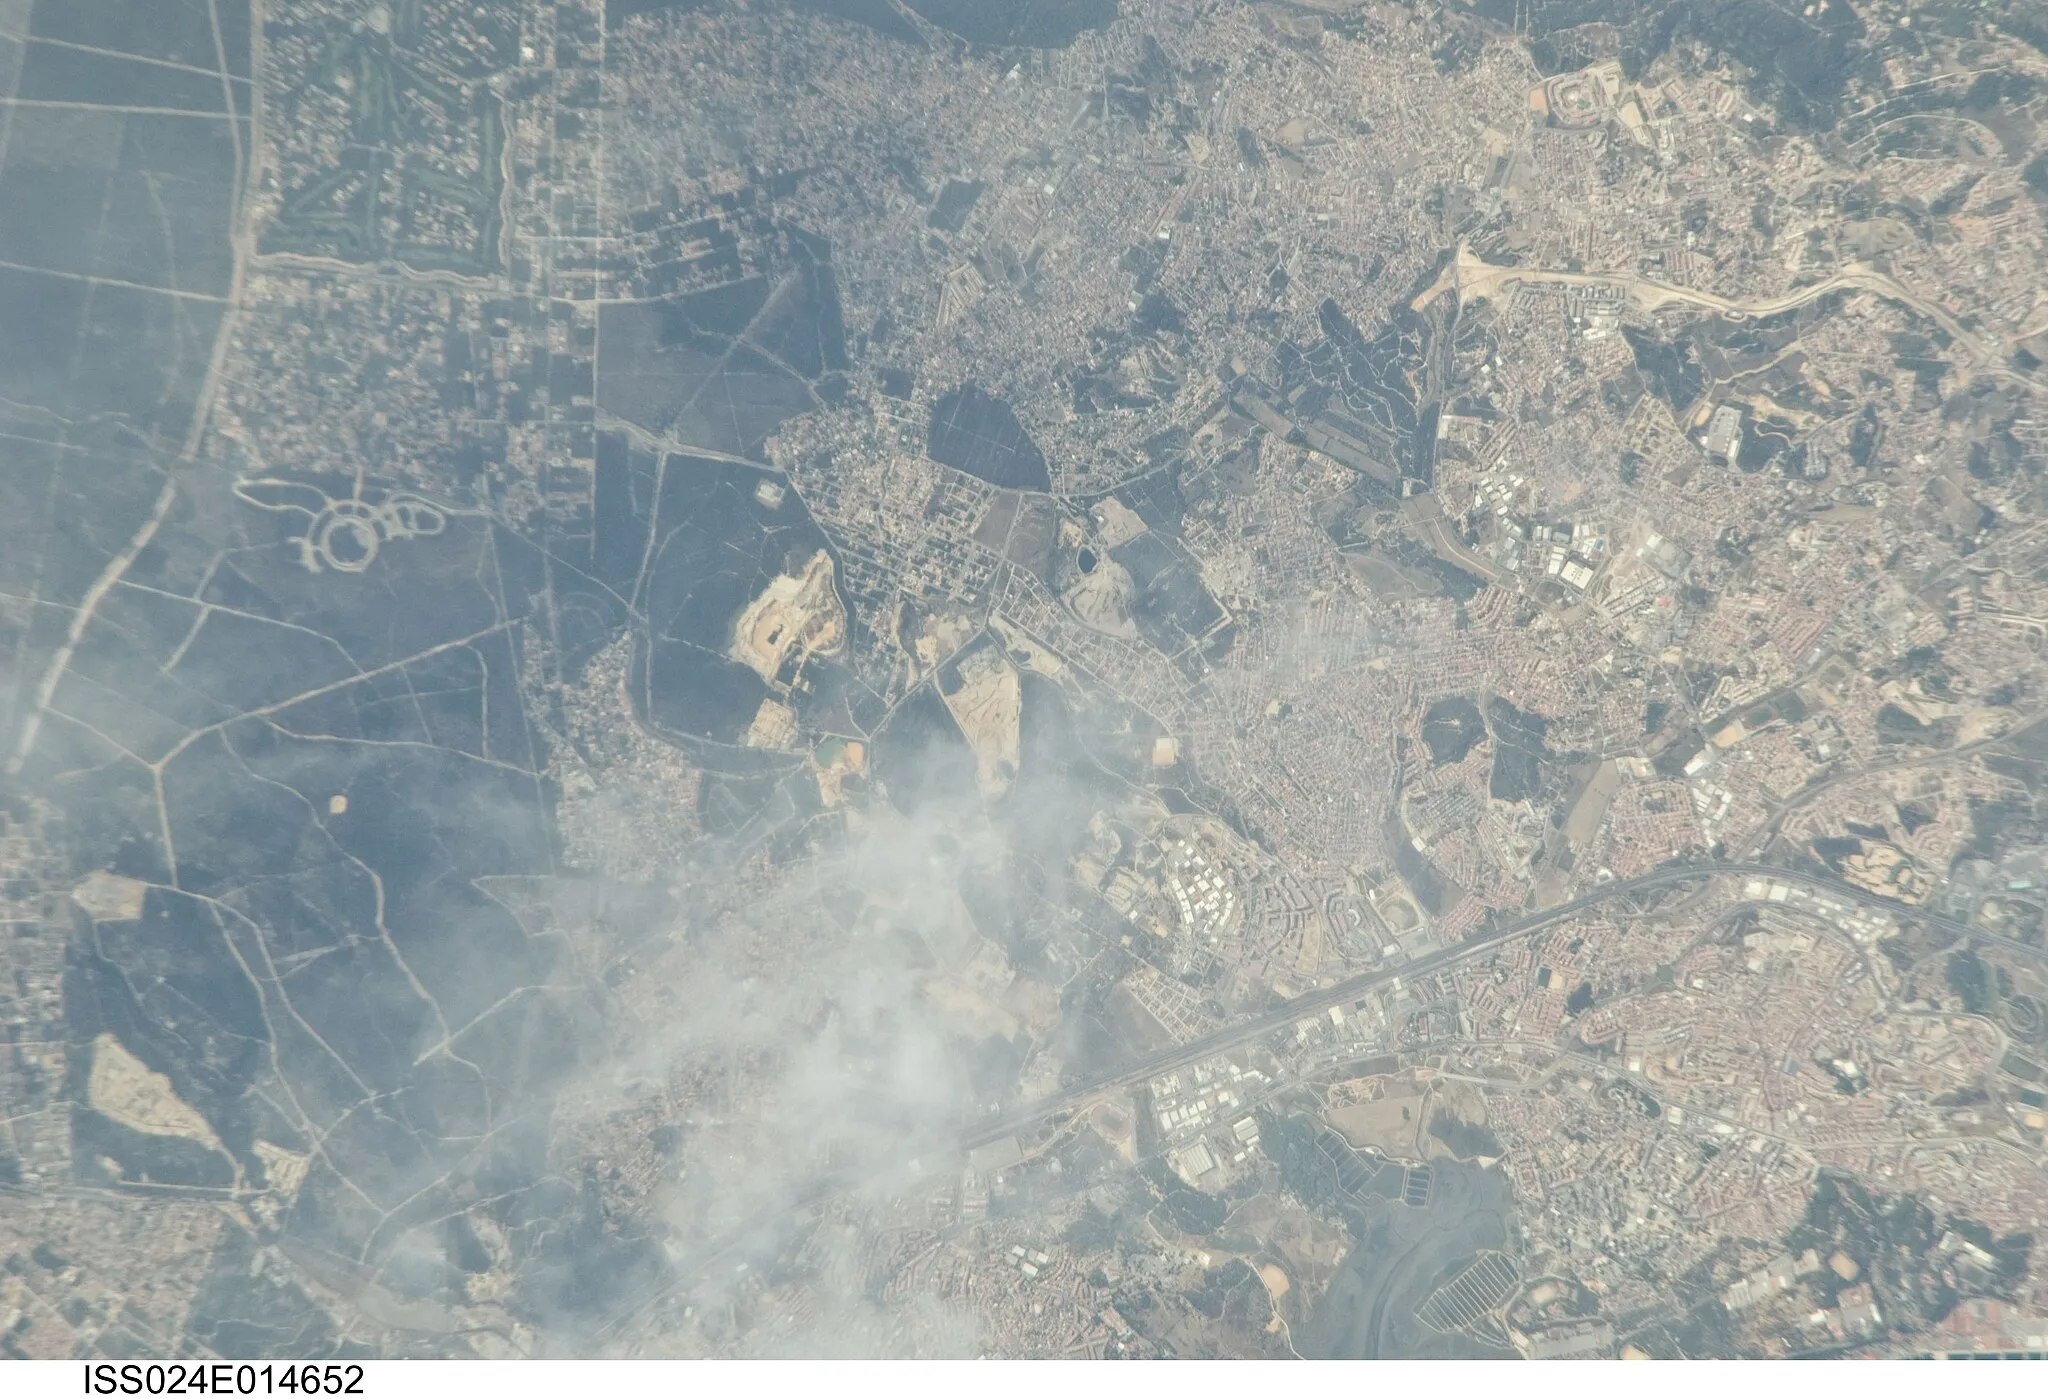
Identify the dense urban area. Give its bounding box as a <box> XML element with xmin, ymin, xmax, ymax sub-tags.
<box><xmin>2</xmin><ymin>0</ymin><xmax>2048</xmax><ymax>1362</ymax></box>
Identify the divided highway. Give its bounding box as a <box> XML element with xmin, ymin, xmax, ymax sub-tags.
<box><xmin>962</xmin><ymin>859</ymin><xmax>2040</xmax><ymax>1149</ymax></box>
<box><xmin>606</xmin><ymin>859</ymin><xmax>2037</xmax><ymax>1336</ymax></box>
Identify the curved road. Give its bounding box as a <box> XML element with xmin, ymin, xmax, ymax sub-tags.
<box><xmin>1419</xmin><ymin>245</ymin><xmax>2039</xmax><ymax>391</ymax></box>
<box><xmin>1749</xmin><ymin>711</ymin><xmax>2048</xmax><ymax>855</ymax></box>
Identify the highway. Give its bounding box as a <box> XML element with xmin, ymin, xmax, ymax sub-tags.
<box><xmin>959</xmin><ymin>859</ymin><xmax>2041</xmax><ymax>1149</ymax></box>
<box><xmin>602</xmin><ymin>857</ymin><xmax>2041</xmax><ymax>1339</ymax></box>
